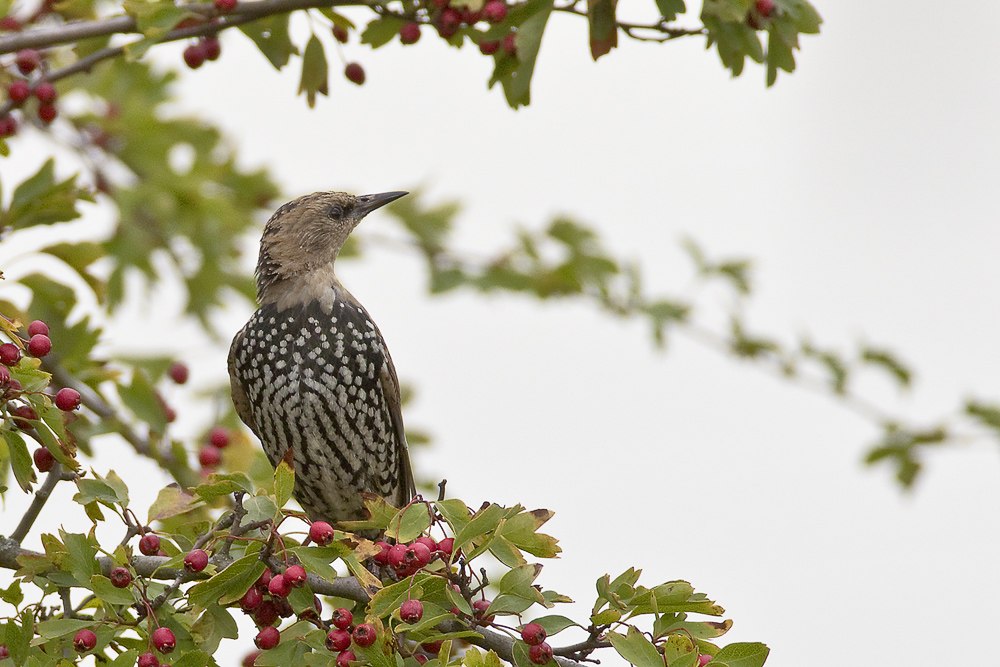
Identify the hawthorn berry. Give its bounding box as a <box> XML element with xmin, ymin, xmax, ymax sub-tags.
<box><xmin>109</xmin><ymin>567</ymin><xmax>132</xmax><ymax>588</ymax></box>
<box><xmin>0</xmin><ymin>645</ymin><xmax>8</xmax><ymax>659</ymax></box>
<box><xmin>0</xmin><ymin>366</ymin><xmax>9</xmax><ymax>388</ymax></box>
<box><xmin>400</xmin><ymin>599</ymin><xmax>423</xmax><ymax>624</ymax></box>
<box><xmin>421</xmin><ymin>640</ymin><xmax>443</xmax><ymax>654</ymax></box>
<box><xmin>352</xmin><ymin>623</ymin><xmax>376</xmax><ymax>648</ymax></box>
<box><xmin>184</xmin><ymin>548</ymin><xmax>209</xmax><ymax>572</ymax></box>
<box><xmin>344</xmin><ymin>62</ymin><xmax>365</xmax><ymax>86</ymax></box>
<box><xmin>697</xmin><ymin>655</ymin><xmax>712</xmax><ymax>667</ymax></box>
<box><xmin>528</xmin><ymin>642</ymin><xmax>553</xmax><ymax>665</ymax></box>
<box><xmin>309</xmin><ymin>520</ymin><xmax>335</xmax><ymax>545</ymax></box>
<box><xmin>214</xmin><ymin>0</ymin><xmax>237</xmax><ymax>11</ymax></box>
<box><xmin>399</xmin><ymin>22</ymin><xmax>421</xmax><ymax>45</ymax></box>
<box><xmin>437</xmin><ymin>537</ymin><xmax>456</xmax><ymax>558</ymax></box>
<box><xmin>482</xmin><ymin>1</ymin><xmax>507</xmax><ymax>24</ymax></box>
<box><xmin>0</xmin><ymin>343</ymin><xmax>21</xmax><ymax>366</ymax></box>
<box><xmin>331</xmin><ymin>607</ymin><xmax>353</xmax><ymax>631</ymax></box>
<box><xmin>255</xmin><ymin>569</ymin><xmax>272</xmax><ymax>590</ymax></box>
<box><xmin>73</xmin><ymin>628</ymin><xmax>97</xmax><ymax>652</ymax></box>
<box><xmin>326</xmin><ymin>629</ymin><xmax>351</xmax><ymax>652</ymax></box>
<box><xmin>27</xmin><ymin>320</ymin><xmax>49</xmax><ymax>337</ymax></box>
<box><xmin>502</xmin><ymin>32</ymin><xmax>517</xmax><ymax>56</ymax></box>
<box><xmin>242</xmin><ymin>651</ymin><xmax>261</xmax><ymax>667</ymax></box>
<box><xmin>267</xmin><ymin>573</ymin><xmax>291</xmax><ymax>598</ymax></box>
<box><xmin>414</xmin><ymin>656</ymin><xmax>428</xmax><ymax>665</ymax></box>
<box><xmin>387</xmin><ymin>543</ymin><xmax>408</xmax><ymax>571</ymax></box>
<box><xmin>33</xmin><ymin>447</ymin><xmax>54</xmax><ymax>472</ymax></box>
<box><xmin>0</xmin><ymin>115</ymin><xmax>16</xmax><ymax>138</ymax></box>
<box><xmin>137</xmin><ymin>652</ymin><xmax>159</xmax><ymax>667</ymax></box>
<box><xmin>34</xmin><ymin>82</ymin><xmax>56</xmax><ymax>104</ymax></box>
<box><xmin>198</xmin><ymin>445</ymin><xmax>222</xmax><ymax>468</ymax></box>
<box><xmin>27</xmin><ymin>333</ymin><xmax>51</xmax><ymax>357</ymax></box>
<box><xmin>208</xmin><ymin>426</ymin><xmax>230</xmax><ymax>448</ymax></box>
<box><xmin>254</xmin><ymin>600</ymin><xmax>279</xmax><ymax>627</ymax></box>
<box><xmin>755</xmin><ymin>0</ymin><xmax>775</xmax><ymax>17</ymax></box>
<box><xmin>254</xmin><ymin>626</ymin><xmax>280</xmax><ymax>650</ymax></box>
<box><xmin>240</xmin><ymin>586</ymin><xmax>263</xmax><ymax>611</ymax></box>
<box><xmin>8</xmin><ymin>80</ymin><xmax>29</xmax><ymax>104</ymax></box>
<box><xmin>12</xmin><ymin>405</ymin><xmax>38</xmax><ymax>430</ymax></box>
<box><xmin>336</xmin><ymin>650</ymin><xmax>356</xmax><ymax>667</ymax></box>
<box><xmin>276</xmin><ymin>598</ymin><xmax>294</xmax><ymax>618</ymax></box>
<box><xmin>521</xmin><ymin>622</ymin><xmax>546</xmax><ymax>646</ymax></box>
<box><xmin>183</xmin><ymin>42</ymin><xmax>207</xmax><ymax>69</ymax></box>
<box><xmin>203</xmin><ymin>36</ymin><xmax>221</xmax><ymax>61</ymax></box>
<box><xmin>284</xmin><ymin>564</ymin><xmax>307</xmax><ymax>588</ymax></box>
<box><xmin>15</xmin><ymin>49</ymin><xmax>38</xmax><ymax>74</ymax></box>
<box><xmin>167</xmin><ymin>362</ymin><xmax>188</xmax><ymax>384</ymax></box>
<box><xmin>413</xmin><ymin>535</ymin><xmax>437</xmax><ymax>553</ymax></box>
<box><xmin>332</xmin><ymin>25</ymin><xmax>349</xmax><ymax>43</ymax></box>
<box><xmin>138</xmin><ymin>533</ymin><xmax>160</xmax><ymax>556</ymax></box>
<box><xmin>408</xmin><ymin>542</ymin><xmax>432</xmax><ymax>568</ymax></box>
<box><xmin>437</xmin><ymin>8</ymin><xmax>461</xmax><ymax>37</ymax></box>
<box><xmin>459</xmin><ymin>7</ymin><xmax>482</xmax><ymax>23</ymax></box>
<box><xmin>56</xmin><ymin>387</ymin><xmax>81</xmax><ymax>411</ymax></box>
<box><xmin>152</xmin><ymin>627</ymin><xmax>176</xmax><ymax>654</ymax></box>
<box><xmin>37</xmin><ymin>103</ymin><xmax>57</xmax><ymax>124</ymax></box>
<box><xmin>472</xmin><ymin>599</ymin><xmax>494</xmax><ymax>624</ymax></box>
<box><xmin>373</xmin><ymin>541</ymin><xmax>391</xmax><ymax>565</ymax></box>
<box><xmin>0</xmin><ymin>16</ymin><xmax>21</xmax><ymax>31</ymax></box>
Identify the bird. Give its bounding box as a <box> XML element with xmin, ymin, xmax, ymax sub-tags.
<box><xmin>228</xmin><ymin>190</ymin><xmax>415</xmax><ymax>527</ymax></box>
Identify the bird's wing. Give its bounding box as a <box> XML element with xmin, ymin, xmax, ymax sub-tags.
<box><xmin>380</xmin><ymin>349</ymin><xmax>416</xmax><ymax>507</ymax></box>
<box><xmin>228</xmin><ymin>325</ymin><xmax>260</xmax><ymax>439</ymax></box>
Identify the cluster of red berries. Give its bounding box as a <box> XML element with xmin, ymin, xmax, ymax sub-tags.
<box><xmin>372</xmin><ymin>534</ymin><xmax>456</xmax><ymax>578</ymax></box>
<box><xmin>71</xmin><ymin>623</ymin><xmax>177</xmax><ymax>665</ymax></box>
<box><xmin>198</xmin><ymin>425</ymin><xmax>231</xmax><ymax>469</ymax></box>
<box><xmin>2</xmin><ymin>48</ymin><xmax>60</xmax><ymax>134</ymax></box>
<box><xmin>239</xmin><ymin>562</ymin><xmax>315</xmax><ymax>633</ymax></box>
<box><xmin>319</xmin><ymin>607</ymin><xmax>382</xmax><ymax>666</ymax></box>
<box><xmin>520</xmin><ymin>622</ymin><xmax>553</xmax><ymax>664</ymax></box>
<box><xmin>392</xmin><ymin>0</ymin><xmax>518</xmax><ymax>59</ymax></box>
<box><xmin>176</xmin><ymin>0</ymin><xmax>240</xmax><ymax>71</ymax></box>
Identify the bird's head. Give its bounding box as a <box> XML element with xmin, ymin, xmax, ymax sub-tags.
<box><xmin>255</xmin><ymin>190</ymin><xmax>407</xmax><ymax>305</ymax></box>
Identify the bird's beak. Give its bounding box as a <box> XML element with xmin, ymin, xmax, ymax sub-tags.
<box><xmin>355</xmin><ymin>191</ymin><xmax>408</xmax><ymax>218</ymax></box>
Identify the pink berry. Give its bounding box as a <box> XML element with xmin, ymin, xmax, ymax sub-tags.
<box><xmin>521</xmin><ymin>622</ymin><xmax>546</xmax><ymax>646</ymax></box>
<box><xmin>8</xmin><ymin>80</ymin><xmax>29</xmax><ymax>104</ymax></box>
<box><xmin>37</xmin><ymin>102</ymin><xmax>57</xmax><ymax>124</ymax></box>
<box><xmin>408</xmin><ymin>542</ymin><xmax>432</xmax><ymax>569</ymax></box>
<box><xmin>421</xmin><ymin>640</ymin><xmax>443</xmax><ymax>654</ymax></box>
<box><xmin>208</xmin><ymin>426</ymin><xmax>230</xmax><ymax>448</ymax></box>
<box><xmin>55</xmin><ymin>387</ymin><xmax>81</xmax><ymax>411</ymax></box>
<box><xmin>214</xmin><ymin>0</ymin><xmax>237</xmax><ymax>11</ymax></box>
<box><xmin>255</xmin><ymin>569</ymin><xmax>272</xmax><ymax>590</ymax></box>
<box><xmin>73</xmin><ymin>629</ymin><xmax>97</xmax><ymax>652</ymax></box>
<box><xmin>184</xmin><ymin>548</ymin><xmax>208</xmax><ymax>572</ymax></box>
<box><xmin>254</xmin><ymin>626</ymin><xmax>280</xmax><ymax>650</ymax></box>
<box><xmin>309</xmin><ymin>520</ymin><xmax>335</xmax><ymax>545</ymax></box>
<box><xmin>27</xmin><ymin>320</ymin><xmax>49</xmax><ymax>337</ymax></box>
<box><xmin>413</xmin><ymin>536</ymin><xmax>437</xmax><ymax>552</ymax></box>
<box><xmin>109</xmin><ymin>567</ymin><xmax>132</xmax><ymax>588</ymax></box>
<box><xmin>242</xmin><ymin>651</ymin><xmax>261</xmax><ymax>667</ymax></box>
<box><xmin>502</xmin><ymin>32</ymin><xmax>517</xmax><ymax>56</ymax></box>
<box><xmin>0</xmin><ymin>16</ymin><xmax>21</xmax><ymax>31</ymax></box>
<box><xmin>755</xmin><ymin>0</ymin><xmax>775</xmax><ymax>17</ymax></box>
<box><xmin>325</xmin><ymin>629</ymin><xmax>351</xmax><ymax>652</ymax></box>
<box><xmin>266</xmin><ymin>573</ymin><xmax>290</xmax><ymax>598</ymax></box>
<box><xmin>138</xmin><ymin>652</ymin><xmax>159</xmax><ymax>667</ymax></box>
<box><xmin>437</xmin><ymin>537</ymin><xmax>457</xmax><ymax>557</ymax></box>
<box><xmin>697</xmin><ymin>655</ymin><xmax>712</xmax><ymax>667</ymax></box>
<box><xmin>152</xmin><ymin>627</ymin><xmax>176</xmax><ymax>654</ymax></box>
<box><xmin>352</xmin><ymin>623</ymin><xmax>376</xmax><ymax>648</ymax></box>
<box><xmin>34</xmin><ymin>82</ymin><xmax>56</xmax><ymax>104</ymax></box>
<box><xmin>437</xmin><ymin>8</ymin><xmax>461</xmax><ymax>37</ymax></box>
<box><xmin>27</xmin><ymin>333</ymin><xmax>51</xmax><ymax>357</ymax></box>
<box><xmin>0</xmin><ymin>645</ymin><xmax>10</xmax><ymax>659</ymax></box>
<box><xmin>372</xmin><ymin>541</ymin><xmax>391</xmax><ymax>565</ymax></box>
<box><xmin>0</xmin><ymin>343</ymin><xmax>21</xmax><ymax>366</ymax></box>
<box><xmin>283</xmin><ymin>564</ymin><xmax>306</xmax><ymax>588</ymax></box>
<box><xmin>15</xmin><ymin>49</ymin><xmax>38</xmax><ymax>74</ymax></box>
<box><xmin>332</xmin><ymin>25</ymin><xmax>349</xmax><ymax>43</ymax></box>
<box><xmin>167</xmin><ymin>362</ymin><xmax>188</xmax><ymax>384</ymax></box>
<box><xmin>240</xmin><ymin>586</ymin><xmax>263</xmax><ymax>611</ymax></box>
<box><xmin>183</xmin><ymin>43</ymin><xmax>206</xmax><ymax>69</ymax></box>
<box><xmin>254</xmin><ymin>600</ymin><xmax>279</xmax><ymax>627</ymax></box>
<box><xmin>33</xmin><ymin>447</ymin><xmax>54</xmax><ymax>472</ymax></box>
<box><xmin>198</xmin><ymin>445</ymin><xmax>222</xmax><ymax>468</ymax></box>
<box><xmin>472</xmin><ymin>599</ymin><xmax>494</xmax><ymax>624</ymax></box>
<box><xmin>0</xmin><ymin>115</ymin><xmax>17</xmax><ymax>137</ymax></box>
<box><xmin>12</xmin><ymin>405</ymin><xmax>37</xmax><ymax>430</ymax></box>
<box><xmin>399</xmin><ymin>22</ymin><xmax>421</xmax><ymax>45</ymax></box>
<box><xmin>336</xmin><ymin>650</ymin><xmax>356</xmax><ymax>667</ymax></box>
<box><xmin>138</xmin><ymin>533</ymin><xmax>160</xmax><ymax>556</ymax></box>
<box><xmin>400</xmin><ymin>599</ymin><xmax>423</xmax><ymax>624</ymax></box>
<box><xmin>528</xmin><ymin>642</ymin><xmax>553</xmax><ymax>665</ymax></box>
<box><xmin>482</xmin><ymin>1</ymin><xmax>507</xmax><ymax>24</ymax></box>
<box><xmin>344</xmin><ymin>62</ymin><xmax>365</xmax><ymax>86</ymax></box>
<box><xmin>202</xmin><ymin>36</ymin><xmax>221</xmax><ymax>61</ymax></box>
<box><xmin>387</xmin><ymin>543</ymin><xmax>408</xmax><ymax>571</ymax></box>
<box><xmin>331</xmin><ymin>607</ymin><xmax>353</xmax><ymax>631</ymax></box>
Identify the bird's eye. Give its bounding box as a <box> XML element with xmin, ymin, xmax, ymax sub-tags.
<box><xmin>326</xmin><ymin>205</ymin><xmax>344</xmax><ymax>219</ymax></box>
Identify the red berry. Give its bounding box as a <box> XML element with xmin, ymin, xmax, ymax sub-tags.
<box><xmin>242</xmin><ymin>651</ymin><xmax>261</xmax><ymax>667</ymax></box>
<box><xmin>521</xmin><ymin>622</ymin><xmax>546</xmax><ymax>646</ymax></box>
<box><xmin>202</xmin><ymin>36</ymin><xmax>221</xmax><ymax>61</ymax></box>
<box><xmin>267</xmin><ymin>573</ymin><xmax>290</xmax><ymax>598</ymax></box>
<box><xmin>421</xmin><ymin>640</ymin><xmax>443</xmax><ymax>654</ymax></box>
<box><xmin>138</xmin><ymin>533</ymin><xmax>160</xmax><ymax>556</ymax></box>
<box><xmin>73</xmin><ymin>629</ymin><xmax>97</xmax><ymax>652</ymax></box>
<box><xmin>309</xmin><ymin>520</ymin><xmax>335</xmax><ymax>545</ymax></box>
<box><xmin>415</xmin><ymin>656</ymin><xmax>428</xmax><ymax>665</ymax></box>
<box><xmin>528</xmin><ymin>642</ymin><xmax>553</xmax><ymax>665</ymax></box>
<box><xmin>0</xmin><ymin>343</ymin><xmax>21</xmax><ymax>366</ymax></box>
<box><xmin>198</xmin><ymin>445</ymin><xmax>222</xmax><ymax>468</ymax></box>
<box><xmin>437</xmin><ymin>537</ymin><xmax>456</xmax><ymax>557</ymax></box>
<box><xmin>431</xmin><ymin>0</ymin><xmax>449</xmax><ymax>7</ymax></box>
<box><xmin>214</xmin><ymin>0</ymin><xmax>237</xmax><ymax>11</ymax></box>
<box><xmin>0</xmin><ymin>365</ymin><xmax>10</xmax><ymax>389</ymax></box>
<box><xmin>344</xmin><ymin>62</ymin><xmax>365</xmax><ymax>86</ymax></box>
<box><xmin>0</xmin><ymin>17</ymin><xmax>22</xmax><ymax>31</ymax></box>
<box><xmin>408</xmin><ymin>542</ymin><xmax>432</xmax><ymax>568</ymax></box>
<box><xmin>183</xmin><ymin>43</ymin><xmax>207</xmax><ymax>69</ymax></box>
<box><xmin>283</xmin><ymin>564</ymin><xmax>306</xmax><ymax>588</ymax></box>
<box><xmin>472</xmin><ymin>599</ymin><xmax>494</xmax><ymax>624</ymax></box>
<box><xmin>254</xmin><ymin>626</ymin><xmax>280</xmax><ymax>650</ymax></box>
<box><xmin>387</xmin><ymin>543</ymin><xmax>408</xmax><ymax>571</ymax></box>
<box><xmin>109</xmin><ymin>567</ymin><xmax>132</xmax><ymax>588</ymax></box>
<box><xmin>152</xmin><ymin>627</ymin><xmax>176</xmax><ymax>654</ymax></box>
<box><xmin>27</xmin><ymin>333</ymin><xmax>51</xmax><ymax>357</ymax></box>
<box><xmin>33</xmin><ymin>447</ymin><xmax>54</xmax><ymax>472</ymax></box>
<box><xmin>276</xmin><ymin>598</ymin><xmax>294</xmax><ymax>618</ymax></box>
<box><xmin>12</xmin><ymin>405</ymin><xmax>37</xmax><ymax>430</ymax></box>
<box><xmin>240</xmin><ymin>585</ymin><xmax>263</xmax><ymax>611</ymax></box>
<box><xmin>502</xmin><ymin>32</ymin><xmax>517</xmax><ymax>56</ymax></box>
<box><xmin>137</xmin><ymin>652</ymin><xmax>159</xmax><ymax>667</ymax></box>
<box><xmin>755</xmin><ymin>0</ymin><xmax>775</xmax><ymax>17</ymax></box>
<box><xmin>459</xmin><ymin>8</ymin><xmax>482</xmax><ymax>23</ymax></box>
<box><xmin>332</xmin><ymin>25</ymin><xmax>349</xmax><ymax>43</ymax></box>
<box><xmin>37</xmin><ymin>102</ymin><xmax>57</xmax><ymax>124</ymax></box>
<box><xmin>184</xmin><ymin>548</ymin><xmax>209</xmax><ymax>572</ymax></box>
<box><xmin>167</xmin><ymin>362</ymin><xmax>188</xmax><ymax>384</ymax></box>
<box><xmin>326</xmin><ymin>629</ymin><xmax>351</xmax><ymax>652</ymax></box>
<box><xmin>8</xmin><ymin>80</ymin><xmax>29</xmax><ymax>104</ymax></box>
<box><xmin>336</xmin><ymin>650</ymin><xmax>356</xmax><ymax>667</ymax></box>
<box><xmin>372</xmin><ymin>541</ymin><xmax>391</xmax><ymax>565</ymax></box>
<box><xmin>15</xmin><ymin>49</ymin><xmax>38</xmax><ymax>74</ymax></box>
<box><xmin>0</xmin><ymin>115</ymin><xmax>17</xmax><ymax>138</ymax></box>
<box><xmin>27</xmin><ymin>320</ymin><xmax>49</xmax><ymax>337</ymax></box>
<box><xmin>352</xmin><ymin>623</ymin><xmax>376</xmax><ymax>648</ymax></box>
<box><xmin>482</xmin><ymin>1</ymin><xmax>507</xmax><ymax>24</ymax></box>
<box><xmin>56</xmin><ymin>387</ymin><xmax>81</xmax><ymax>411</ymax></box>
<box><xmin>478</xmin><ymin>40</ymin><xmax>499</xmax><ymax>55</ymax></box>
<box><xmin>255</xmin><ymin>569</ymin><xmax>272</xmax><ymax>590</ymax></box>
<box><xmin>399</xmin><ymin>22</ymin><xmax>421</xmax><ymax>45</ymax></box>
<box><xmin>0</xmin><ymin>645</ymin><xmax>9</xmax><ymax>659</ymax></box>
<box><xmin>208</xmin><ymin>426</ymin><xmax>230</xmax><ymax>448</ymax></box>
<box><xmin>413</xmin><ymin>536</ymin><xmax>437</xmax><ymax>552</ymax></box>
<box><xmin>34</xmin><ymin>82</ymin><xmax>56</xmax><ymax>103</ymax></box>
<box><xmin>254</xmin><ymin>600</ymin><xmax>279</xmax><ymax>627</ymax></box>
<box><xmin>331</xmin><ymin>607</ymin><xmax>353</xmax><ymax>631</ymax></box>
<box><xmin>400</xmin><ymin>599</ymin><xmax>423</xmax><ymax>624</ymax></box>
<box><xmin>437</xmin><ymin>8</ymin><xmax>461</xmax><ymax>37</ymax></box>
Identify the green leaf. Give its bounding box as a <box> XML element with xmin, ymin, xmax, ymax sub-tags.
<box><xmin>655</xmin><ymin>0</ymin><xmax>685</xmax><ymax>21</ymax></box>
<box><xmin>117</xmin><ymin>369</ymin><xmax>167</xmax><ymax>432</ymax></box>
<box><xmin>36</xmin><ymin>617</ymin><xmax>94</xmax><ymax>639</ymax></box>
<box><xmin>148</xmin><ymin>484</ymin><xmax>201</xmax><ymax>522</ymax></box>
<box><xmin>967</xmin><ymin>401</ymin><xmax>1000</xmax><ymax>431</ymax></box>
<box><xmin>711</xmin><ymin>642</ymin><xmax>769</xmax><ymax>667</ymax></box>
<box><xmin>455</xmin><ymin>503</ymin><xmax>505</xmax><ymax>552</ymax></box>
<box><xmin>274</xmin><ymin>460</ymin><xmax>295</xmax><ymax>508</ymax></box>
<box><xmin>298</xmin><ymin>34</ymin><xmax>328</xmax><ymax>108</ymax></box>
<box><xmin>91</xmin><ymin>574</ymin><xmax>137</xmax><ymax>606</ymax></box>
<box><xmin>188</xmin><ymin>553</ymin><xmax>264</xmax><ymax>607</ymax></box>
<box><xmin>501</xmin><ymin>508</ymin><xmax>560</xmax><ymax>558</ymax></box>
<box><xmin>62</xmin><ymin>531</ymin><xmax>98</xmax><ymax>583</ymax></box>
<box><xmin>0</xmin><ymin>580</ymin><xmax>23</xmax><ymax>607</ymax></box>
<box><xmin>435</xmin><ymin>498</ymin><xmax>472</xmax><ymax>534</ymax></box>
<box><xmin>492</xmin><ymin>0</ymin><xmax>554</xmax><ymax>108</ymax></box>
<box><xmin>241</xmin><ymin>495</ymin><xmax>279</xmax><ymax>526</ymax></box>
<box><xmin>194</xmin><ymin>472</ymin><xmax>255</xmax><ymax>501</ymax></box>
<box><xmin>528</xmin><ymin>615</ymin><xmax>579</xmax><ymax>636</ymax></box>
<box><xmin>360</xmin><ymin>16</ymin><xmax>407</xmax><ymax>48</ymax></box>
<box><xmin>2</xmin><ymin>429</ymin><xmax>34</xmax><ymax>493</ymax></box>
<box><xmin>241</xmin><ymin>14</ymin><xmax>297</xmax><ymax>69</ymax></box>
<box><xmin>587</xmin><ymin>0</ymin><xmax>618</xmax><ymax>60</ymax></box>
<box><xmin>122</xmin><ymin>0</ymin><xmax>187</xmax><ymax>38</ymax></box>
<box><xmin>661</xmin><ymin>633</ymin><xmax>697</xmax><ymax>663</ymax></box>
<box><xmin>608</xmin><ymin>627</ymin><xmax>664</xmax><ymax>667</ymax></box>
<box><xmin>860</xmin><ymin>347</ymin><xmax>912</xmax><ymax>388</ymax></box>
<box><xmin>388</xmin><ymin>502</ymin><xmax>433</xmax><ymax>543</ymax></box>
<box><xmin>5</xmin><ymin>158</ymin><xmax>89</xmax><ymax>229</ymax></box>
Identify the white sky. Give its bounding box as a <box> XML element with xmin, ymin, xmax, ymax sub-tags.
<box><xmin>4</xmin><ymin>0</ymin><xmax>1000</xmax><ymax>666</ymax></box>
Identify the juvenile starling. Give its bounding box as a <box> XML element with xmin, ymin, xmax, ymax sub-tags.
<box><xmin>228</xmin><ymin>191</ymin><xmax>415</xmax><ymax>526</ymax></box>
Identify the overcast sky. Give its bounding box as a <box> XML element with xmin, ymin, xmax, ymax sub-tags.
<box><xmin>4</xmin><ymin>1</ymin><xmax>1000</xmax><ymax>666</ymax></box>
